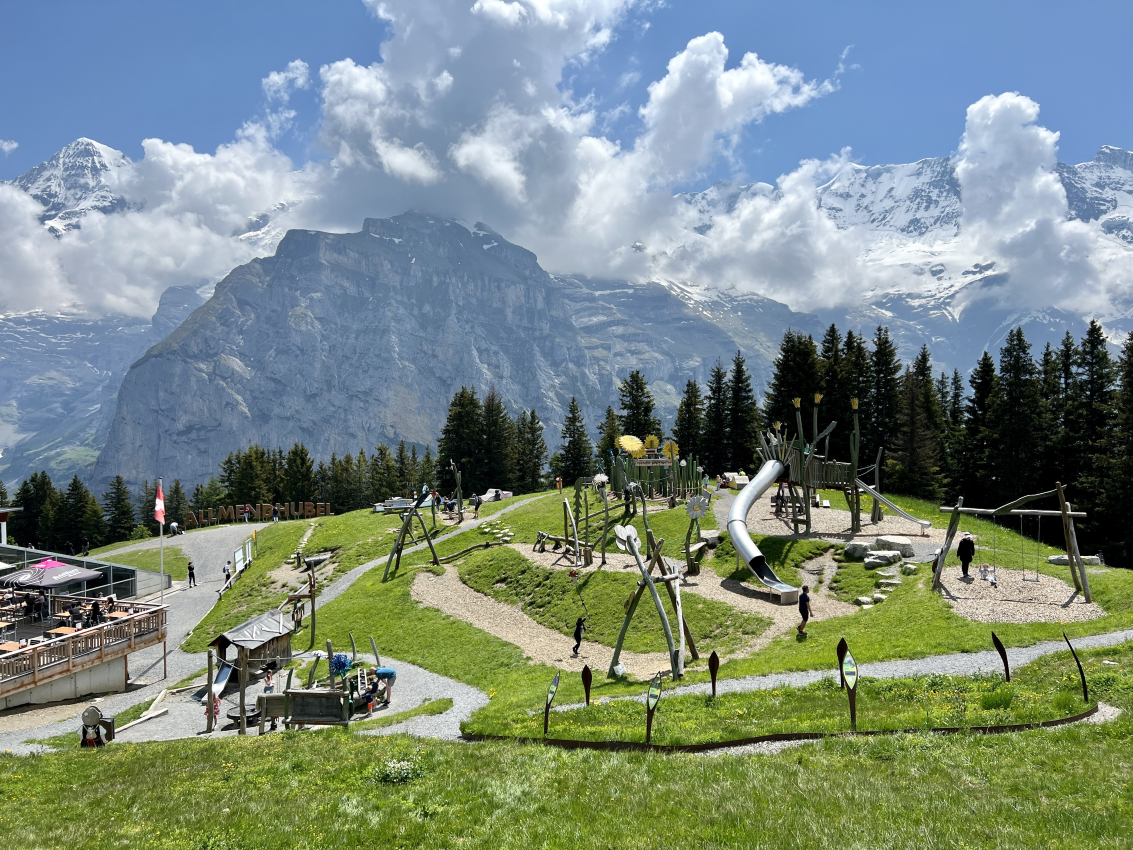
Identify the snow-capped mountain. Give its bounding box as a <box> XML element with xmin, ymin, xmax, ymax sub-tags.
<box><xmin>4</xmin><ymin>138</ymin><xmax>132</xmax><ymax>235</ymax></box>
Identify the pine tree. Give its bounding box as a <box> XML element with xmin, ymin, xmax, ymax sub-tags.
<box><xmin>0</xmin><ymin>479</ymin><xmax>8</xmax><ymax>506</ymax></box>
<box><xmin>368</xmin><ymin>445</ymin><xmax>399</xmax><ymax>502</ymax></box>
<box><xmin>819</xmin><ymin>324</ymin><xmax>852</xmax><ymax>445</ymax></box>
<box><xmin>62</xmin><ymin>475</ymin><xmax>92</xmax><ymax>550</ymax></box>
<box><xmin>617</xmin><ymin>370</ymin><xmax>661</xmax><ymax>440</ymax></box>
<box><xmin>888</xmin><ymin>362</ymin><xmax>945</xmax><ymax>501</ymax></box>
<box><xmin>481</xmin><ymin>386</ymin><xmax>517</xmax><ymax>490</ymax></box>
<box><xmin>763</xmin><ymin>329</ymin><xmax>821</xmax><ymax>444</ymax></box>
<box><xmin>167</xmin><ymin>480</ymin><xmax>189</xmax><ymax>526</ymax></box>
<box><xmin>843</xmin><ymin>330</ymin><xmax>875</xmax><ymax>462</ymax></box>
<box><xmin>102</xmin><ymin>476</ymin><xmax>136</xmax><ymax>544</ymax></box>
<box><xmin>955</xmin><ymin>352</ymin><xmax>1000</xmax><ymax>506</ymax></box>
<box><xmin>868</xmin><ymin>326</ymin><xmax>902</xmax><ymax>471</ymax></box>
<box><xmin>137</xmin><ymin>480</ymin><xmax>159</xmax><ymax>535</ymax></box>
<box><xmin>595</xmin><ymin>406</ymin><xmax>621</xmax><ymax>468</ymax></box>
<box><xmin>80</xmin><ymin>495</ymin><xmax>106</xmax><ymax>551</ymax></box>
<box><xmin>727</xmin><ymin>351</ymin><xmax>761</xmax><ymax>471</ymax></box>
<box><xmin>990</xmin><ymin>327</ymin><xmax>1043</xmax><ymax>502</ymax></box>
<box><xmin>283</xmin><ymin>443</ymin><xmax>315</xmax><ymax>503</ymax></box>
<box><xmin>515</xmin><ymin>410</ymin><xmax>548</xmax><ymax>494</ymax></box>
<box><xmin>420</xmin><ymin>445</ymin><xmax>436</xmax><ymax>490</ymax></box>
<box><xmin>702</xmin><ymin>360</ymin><xmax>730</xmax><ymax>475</ymax></box>
<box><xmin>394</xmin><ymin>441</ymin><xmax>414</xmax><ymax>496</ymax></box>
<box><xmin>559</xmin><ymin>397</ymin><xmax>594</xmax><ymax>484</ymax></box>
<box><xmin>1071</xmin><ymin>320</ymin><xmax>1116</xmax><ymax>543</ymax></box>
<box><xmin>11</xmin><ymin>471</ymin><xmax>56</xmax><ymax>548</ymax></box>
<box><xmin>1104</xmin><ymin>332</ymin><xmax>1133</xmax><ymax>565</ymax></box>
<box><xmin>438</xmin><ymin>386</ymin><xmax>484</xmax><ymax>494</ymax></box>
<box><xmin>1037</xmin><ymin>342</ymin><xmax>1068</xmax><ymax>487</ymax></box>
<box><xmin>673</xmin><ymin>381</ymin><xmax>705</xmax><ymax>463</ymax></box>
<box><xmin>38</xmin><ymin>488</ymin><xmax>65</xmax><ymax>552</ymax></box>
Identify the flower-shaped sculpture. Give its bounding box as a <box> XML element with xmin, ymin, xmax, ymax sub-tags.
<box><xmin>643</xmin><ymin>434</ymin><xmax>660</xmax><ymax>451</ymax></box>
<box><xmin>617</xmin><ymin>435</ymin><xmax>645</xmax><ymax>458</ymax></box>
<box><xmin>662</xmin><ymin>440</ymin><xmax>680</xmax><ymax>460</ymax></box>
<box><xmin>613</xmin><ymin>524</ymin><xmax>640</xmax><ymax>553</ymax></box>
<box><xmin>592</xmin><ymin>473</ymin><xmax>609</xmax><ymax>486</ymax></box>
<box><xmin>329</xmin><ymin>653</ymin><xmax>352</xmax><ymax>678</ymax></box>
<box><xmin>686</xmin><ymin>495</ymin><xmax>710</xmax><ymax>520</ymax></box>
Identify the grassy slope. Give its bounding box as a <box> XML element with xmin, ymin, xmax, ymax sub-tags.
<box><xmin>709</xmin><ymin>530</ymin><xmax>833</xmax><ymax>588</ymax></box>
<box><xmin>101</xmin><ymin>547</ymin><xmax>191</xmax><ymax>581</ymax></box>
<box><xmin>181</xmin><ymin>522</ymin><xmax>309</xmax><ymax>652</ymax></box>
<box><xmin>2</xmin><ymin>643</ymin><xmax>1130</xmax><ymax>848</ymax></box>
<box><xmin>457</xmin><ymin>546</ymin><xmax>769</xmax><ymax>656</ymax></box>
<box><xmin>303</xmin><ymin>508</ymin><xmax>409</xmax><ymax>579</ymax></box>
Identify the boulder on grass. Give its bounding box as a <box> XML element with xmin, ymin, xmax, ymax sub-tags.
<box><xmin>878</xmin><ymin>578</ymin><xmax>902</xmax><ymax>587</ymax></box>
<box><xmin>872</xmin><ymin>593</ymin><xmax>887</xmax><ymax>603</ymax></box>
<box><xmin>844</xmin><ymin>541</ymin><xmax>872</xmax><ymax>561</ymax></box>
<box><xmin>901</xmin><ymin>563</ymin><xmax>919</xmax><ymax>575</ymax></box>
<box><xmin>699</xmin><ymin>529</ymin><xmax>721</xmax><ymax>548</ymax></box>
<box><xmin>865</xmin><ymin>550</ymin><xmax>902</xmax><ymax>568</ymax></box>
<box><xmin>1048</xmin><ymin>554</ymin><xmax>1102</xmax><ymax>566</ymax></box>
<box><xmin>876</xmin><ymin>535</ymin><xmax>916</xmax><ymax>558</ymax></box>
<box><xmin>855</xmin><ymin>596</ymin><xmax>874</xmax><ymax>606</ymax></box>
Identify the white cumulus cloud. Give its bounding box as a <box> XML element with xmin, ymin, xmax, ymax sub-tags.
<box><xmin>0</xmin><ymin>140</ymin><xmax>17</xmax><ymax>156</ymax></box>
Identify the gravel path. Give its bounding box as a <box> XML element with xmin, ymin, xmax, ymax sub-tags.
<box><xmin>555</xmin><ymin>627</ymin><xmax>1133</xmax><ymax>712</ymax></box>
<box><xmin>938</xmin><ymin>566</ymin><xmax>1106</xmax><ymax>623</ymax></box>
<box><xmin>412</xmin><ymin>564</ymin><xmax>671</xmax><ymax>675</ymax></box>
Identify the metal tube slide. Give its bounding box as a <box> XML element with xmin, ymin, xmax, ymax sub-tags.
<box><xmin>727</xmin><ymin>459</ymin><xmax>799</xmax><ymax>603</ymax></box>
<box><xmin>854</xmin><ymin>479</ymin><xmax>931</xmax><ymax>531</ymax></box>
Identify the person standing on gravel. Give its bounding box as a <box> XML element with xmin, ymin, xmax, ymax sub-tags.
<box><xmin>187</xmin><ymin>561</ymin><xmax>197</xmax><ymax>587</ymax></box>
<box><xmin>471</xmin><ymin>493</ymin><xmax>483</xmax><ymax>518</ymax></box>
<box><xmin>371</xmin><ymin>667</ymin><xmax>397</xmax><ymax>705</ymax></box>
<box><xmin>957</xmin><ymin>533</ymin><xmax>975</xmax><ymax>578</ymax></box>
<box><xmin>797</xmin><ymin>585</ymin><xmax>811</xmax><ymax>636</ymax></box>
<box><xmin>572</xmin><ymin>615</ymin><xmax>589</xmax><ymax>656</ymax></box>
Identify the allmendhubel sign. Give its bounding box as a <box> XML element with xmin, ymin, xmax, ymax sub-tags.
<box><xmin>184</xmin><ymin>502</ymin><xmax>333</xmax><ymax>527</ymax></box>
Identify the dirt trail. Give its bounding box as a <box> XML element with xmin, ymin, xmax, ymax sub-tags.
<box><xmin>411</xmin><ymin>563</ymin><xmax>671</xmax><ymax>678</ymax></box>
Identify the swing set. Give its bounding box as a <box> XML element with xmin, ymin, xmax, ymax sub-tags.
<box><xmin>934</xmin><ymin>482</ymin><xmax>1093</xmax><ymax>603</ymax></box>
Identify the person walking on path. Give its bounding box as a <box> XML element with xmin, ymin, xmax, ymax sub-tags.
<box><xmin>471</xmin><ymin>493</ymin><xmax>483</xmax><ymax>518</ymax></box>
<box><xmin>797</xmin><ymin>585</ymin><xmax>811</xmax><ymax>636</ymax></box>
<box><xmin>272</xmin><ymin>505</ymin><xmax>279</xmax><ymax>523</ymax></box>
<box><xmin>572</xmin><ymin>615</ymin><xmax>589</xmax><ymax>656</ymax></box>
<box><xmin>223</xmin><ymin>561</ymin><xmax>232</xmax><ymax>585</ymax></box>
<box><xmin>187</xmin><ymin>561</ymin><xmax>197</xmax><ymax>587</ymax></box>
<box><xmin>957</xmin><ymin>532</ymin><xmax>976</xmax><ymax>578</ymax></box>
<box><xmin>243</xmin><ymin>504</ymin><xmax>250</xmax><ymax>523</ymax></box>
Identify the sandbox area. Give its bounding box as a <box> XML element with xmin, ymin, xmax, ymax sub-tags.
<box><xmin>938</xmin><ymin>566</ymin><xmax>1107</xmax><ymax>623</ymax></box>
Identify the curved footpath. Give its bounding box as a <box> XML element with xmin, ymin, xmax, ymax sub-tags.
<box><xmin>3</xmin><ymin>496</ymin><xmax>1130</xmax><ymax>752</ymax></box>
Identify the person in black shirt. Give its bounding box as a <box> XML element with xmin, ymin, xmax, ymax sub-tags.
<box><xmin>957</xmin><ymin>533</ymin><xmax>976</xmax><ymax>578</ymax></box>
<box><xmin>572</xmin><ymin>615</ymin><xmax>589</xmax><ymax>656</ymax></box>
<box><xmin>797</xmin><ymin>585</ymin><xmax>812</xmax><ymax>636</ymax></box>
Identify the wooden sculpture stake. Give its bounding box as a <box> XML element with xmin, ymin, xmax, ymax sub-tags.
<box><xmin>836</xmin><ymin>638</ymin><xmax>848</xmax><ymax>689</ymax></box>
<box><xmin>709</xmin><ymin>651</ymin><xmax>720</xmax><ymax>698</ymax></box>
<box><xmin>1063</xmin><ymin>632</ymin><xmax>1089</xmax><ymax>703</ymax></box>
<box><xmin>991</xmin><ymin>632</ymin><xmax>1010</xmax><ymax>682</ymax></box>
<box><xmin>581</xmin><ymin>665</ymin><xmax>592</xmax><ymax>706</ymax></box>
<box><xmin>840</xmin><ymin>643</ymin><xmax>859</xmax><ymax>730</ymax></box>
<box><xmin>645</xmin><ymin>673</ymin><xmax>662</xmax><ymax>744</ymax></box>
<box><xmin>544</xmin><ymin>671</ymin><xmax>560</xmax><ymax>736</ymax></box>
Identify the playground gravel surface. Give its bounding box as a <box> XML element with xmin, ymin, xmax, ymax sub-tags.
<box><xmin>939</xmin><ymin>566</ymin><xmax>1106</xmax><ymax>623</ymax></box>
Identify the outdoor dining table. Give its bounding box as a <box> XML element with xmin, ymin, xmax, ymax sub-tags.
<box><xmin>0</xmin><ymin>641</ymin><xmax>19</xmax><ymax>653</ymax></box>
<box><xmin>0</xmin><ymin>620</ymin><xmax>13</xmax><ymax>640</ymax></box>
<box><xmin>105</xmin><ymin>611</ymin><xmax>130</xmax><ymax>619</ymax></box>
<box><xmin>46</xmin><ymin>626</ymin><xmax>78</xmax><ymax>637</ymax></box>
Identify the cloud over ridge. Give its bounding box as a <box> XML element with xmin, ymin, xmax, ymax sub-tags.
<box><xmin>0</xmin><ymin>0</ymin><xmax>1129</xmax><ymax>321</ymax></box>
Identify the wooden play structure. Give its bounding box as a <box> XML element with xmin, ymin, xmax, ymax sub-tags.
<box><xmin>606</xmin><ymin>437</ymin><xmax>703</xmax><ymax>501</ymax></box>
<box><xmin>757</xmin><ymin>395</ymin><xmax>930</xmax><ymax>535</ymax></box>
<box><xmin>382</xmin><ymin>486</ymin><xmax>441</xmax><ymax>581</ymax></box>
<box><xmin>206</xmin><ymin>609</ymin><xmax>294</xmax><ymax>735</ymax></box>
<box><xmin>934</xmin><ymin>483</ymin><xmax>1093</xmax><ymax>602</ymax></box>
<box><xmin>606</xmin><ymin>525</ymin><xmax>698</xmax><ymax>681</ymax></box>
<box><xmin>683</xmin><ymin>494</ymin><xmax>711</xmax><ymax>576</ymax></box>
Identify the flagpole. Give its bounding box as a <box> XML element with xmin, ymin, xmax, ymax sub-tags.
<box><xmin>159</xmin><ymin>476</ymin><xmax>164</xmax><ymax>606</ymax></box>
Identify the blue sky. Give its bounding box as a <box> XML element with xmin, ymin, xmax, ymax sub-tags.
<box><xmin>2</xmin><ymin>0</ymin><xmax>1130</xmax><ymax>182</ymax></box>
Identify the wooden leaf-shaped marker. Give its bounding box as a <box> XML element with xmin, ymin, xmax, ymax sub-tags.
<box><xmin>709</xmin><ymin>651</ymin><xmax>720</xmax><ymax>698</ymax></box>
<box><xmin>581</xmin><ymin>665</ymin><xmax>592</xmax><ymax>706</ymax></box>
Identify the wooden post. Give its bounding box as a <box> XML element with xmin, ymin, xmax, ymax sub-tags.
<box><xmin>238</xmin><ymin>646</ymin><xmax>247</xmax><ymax>735</ymax></box>
<box><xmin>1054</xmin><ymin>482</ymin><xmax>1083</xmax><ymax>593</ymax></box>
<box><xmin>163</xmin><ymin>641</ymin><xmax>167</xmax><ymax>681</ymax></box>
<box><xmin>206</xmin><ymin>649</ymin><xmax>215</xmax><ymax>734</ymax></box>
<box><xmin>326</xmin><ymin>639</ymin><xmax>335</xmax><ymax>689</ymax></box>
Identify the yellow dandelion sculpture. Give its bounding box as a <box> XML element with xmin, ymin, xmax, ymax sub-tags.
<box><xmin>617</xmin><ymin>434</ymin><xmax>645</xmax><ymax>458</ymax></box>
<box><xmin>644</xmin><ymin>434</ymin><xmax>660</xmax><ymax>450</ymax></box>
<box><xmin>662</xmin><ymin>440</ymin><xmax>679</xmax><ymax>460</ymax></box>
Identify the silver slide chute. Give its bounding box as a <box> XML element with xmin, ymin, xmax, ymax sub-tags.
<box><xmin>726</xmin><ymin>459</ymin><xmax>800</xmax><ymax>604</ymax></box>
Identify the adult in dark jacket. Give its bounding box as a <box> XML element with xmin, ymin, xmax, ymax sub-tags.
<box><xmin>957</xmin><ymin>533</ymin><xmax>976</xmax><ymax>578</ymax></box>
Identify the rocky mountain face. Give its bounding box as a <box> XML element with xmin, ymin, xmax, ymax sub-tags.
<box><xmin>0</xmin><ymin>287</ymin><xmax>205</xmax><ymax>487</ymax></box>
<box><xmin>92</xmin><ymin>213</ymin><xmax>820</xmax><ymax>489</ymax></box>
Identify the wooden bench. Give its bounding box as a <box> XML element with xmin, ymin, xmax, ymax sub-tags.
<box><xmin>283</xmin><ymin>689</ymin><xmax>352</xmax><ymax>728</ymax></box>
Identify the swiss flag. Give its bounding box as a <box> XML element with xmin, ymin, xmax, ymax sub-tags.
<box><xmin>154</xmin><ymin>482</ymin><xmax>165</xmax><ymax>526</ymax></box>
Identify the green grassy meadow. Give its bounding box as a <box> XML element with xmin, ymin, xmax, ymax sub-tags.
<box><xmin>8</xmin><ymin>486</ymin><xmax>1133</xmax><ymax>847</ymax></box>
<box><xmin>102</xmin><ymin>546</ymin><xmax>191</xmax><ymax>581</ymax></box>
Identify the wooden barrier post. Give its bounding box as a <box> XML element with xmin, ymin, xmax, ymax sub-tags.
<box><xmin>206</xmin><ymin>650</ymin><xmax>215</xmax><ymax>734</ymax></box>
<box><xmin>840</xmin><ymin>643</ymin><xmax>859</xmax><ymax>730</ymax></box>
<box><xmin>544</xmin><ymin>672</ymin><xmax>560</xmax><ymax>736</ymax></box>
